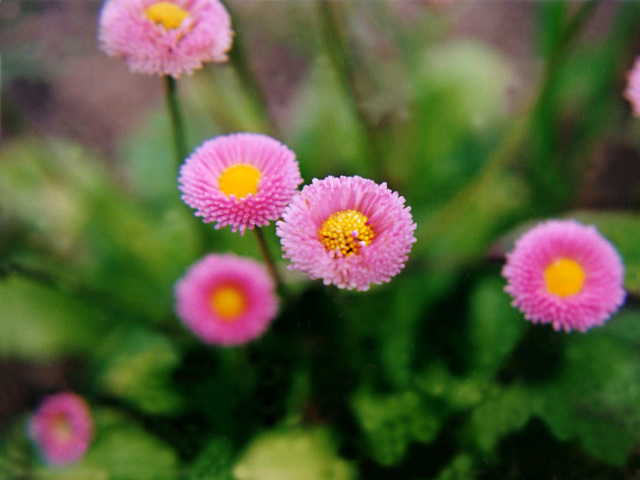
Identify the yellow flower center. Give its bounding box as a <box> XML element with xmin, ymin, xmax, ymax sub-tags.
<box><xmin>52</xmin><ymin>415</ymin><xmax>73</xmax><ymax>442</ymax></box>
<box><xmin>145</xmin><ymin>1</ymin><xmax>189</xmax><ymax>30</ymax></box>
<box><xmin>318</xmin><ymin>210</ymin><xmax>374</xmax><ymax>257</ymax></box>
<box><xmin>209</xmin><ymin>285</ymin><xmax>247</xmax><ymax>321</ymax></box>
<box><xmin>544</xmin><ymin>257</ymin><xmax>586</xmax><ymax>297</ymax></box>
<box><xmin>218</xmin><ymin>164</ymin><xmax>262</xmax><ymax>199</ymax></box>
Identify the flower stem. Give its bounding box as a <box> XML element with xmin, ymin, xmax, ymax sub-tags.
<box><xmin>253</xmin><ymin>227</ymin><xmax>282</xmax><ymax>289</ymax></box>
<box><xmin>165</xmin><ymin>75</ymin><xmax>188</xmax><ymax>169</ymax></box>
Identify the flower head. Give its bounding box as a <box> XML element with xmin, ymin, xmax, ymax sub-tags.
<box><xmin>276</xmin><ymin>175</ymin><xmax>417</xmax><ymax>291</ymax></box>
<box><xmin>179</xmin><ymin>133</ymin><xmax>302</xmax><ymax>234</ymax></box>
<box><xmin>502</xmin><ymin>219</ymin><xmax>626</xmax><ymax>332</ymax></box>
<box><xmin>98</xmin><ymin>0</ymin><xmax>233</xmax><ymax>78</ymax></box>
<box><xmin>175</xmin><ymin>254</ymin><xmax>278</xmax><ymax>345</ymax></box>
<box><xmin>624</xmin><ymin>56</ymin><xmax>640</xmax><ymax>117</ymax></box>
<box><xmin>28</xmin><ymin>392</ymin><xmax>94</xmax><ymax>466</ymax></box>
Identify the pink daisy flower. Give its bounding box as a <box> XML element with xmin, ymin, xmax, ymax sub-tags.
<box><xmin>276</xmin><ymin>175</ymin><xmax>417</xmax><ymax>291</ymax></box>
<box><xmin>624</xmin><ymin>56</ymin><xmax>640</xmax><ymax>117</ymax></box>
<box><xmin>502</xmin><ymin>219</ymin><xmax>626</xmax><ymax>333</ymax></box>
<box><xmin>174</xmin><ymin>254</ymin><xmax>279</xmax><ymax>345</ymax></box>
<box><xmin>178</xmin><ymin>133</ymin><xmax>303</xmax><ymax>235</ymax></box>
<box><xmin>28</xmin><ymin>392</ymin><xmax>94</xmax><ymax>466</ymax></box>
<box><xmin>98</xmin><ymin>0</ymin><xmax>233</xmax><ymax>78</ymax></box>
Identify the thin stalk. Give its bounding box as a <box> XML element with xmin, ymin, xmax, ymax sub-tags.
<box><xmin>165</xmin><ymin>75</ymin><xmax>189</xmax><ymax>169</ymax></box>
<box><xmin>253</xmin><ymin>227</ymin><xmax>283</xmax><ymax>289</ymax></box>
<box><xmin>317</xmin><ymin>0</ymin><xmax>385</xmax><ymax>180</ymax></box>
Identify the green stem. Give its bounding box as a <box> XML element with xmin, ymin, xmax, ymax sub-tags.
<box><xmin>165</xmin><ymin>75</ymin><xmax>189</xmax><ymax>169</ymax></box>
<box><xmin>253</xmin><ymin>228</ymin><xmax>282</xmax><ymax>289</ymax></box>
<box><xmin>317</xmin><ymin>0</ymin><xmax>385</xmax><ymax>180</ymax></box>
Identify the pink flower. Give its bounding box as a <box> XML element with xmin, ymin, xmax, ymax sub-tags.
<box><xmin>98</xmin><ymin>0</ymin><xmax>233</xmax><ymax>78</ymax></box>
<box><xmin>179</xmin><ymin>133</ymin><xmax>303</xmax><ymax>235</ymax></box>
<box><xmin>624</xmin><ymin>56</ymin><xmax>640</xmax><ymax>117</ymax></box>
<box><xmin>276</xmin><ymin>175</ymin><xmax>417</xmax><ymax>291</ymax></box>
<box><xmin>502</xmin><ymin>219</ymin><xmax>626</xmax><ymax>332</ymax></box>
<box><xmin>28</xmin><ymin>392</ymin><xmax>94</xmax><ymax>466</ymax></box>
<box><xmin>175</xmin><ymin>254</ymin><xmax>279</xmax><ymax>345</ymax></box>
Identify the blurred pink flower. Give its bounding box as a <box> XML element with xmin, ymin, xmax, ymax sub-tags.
<box><xmin>175</xmin><ymin>254</ymin><xmax>278</xmax><ymax>345</ymax></box>
<box><xmin>179</xmin><ymin>133</ymin><xmax>302</xmax><ymax>235</ymax></box>
<box><xmin>29</xmin><ymin>392</ymin><xmax>94</xmax><ymax>466</ymax></box>
<box><xmin>502</xmin><ymin>219</ymin><xmax>626</xmax><ymax>332</ymax></box>
<box><xmin>276</xmin><ymin>175</ymin><xmax>417</xmax><ymax>291</ymax></box>
<box><xmin>624</xmin><ymin>56</ymin><xmax>640</xmax><ymax>117</ymax></box>
<box><xmin>98</xmin><ymin>0</ymin><xmax>233</xmax><ymax>78</ymax></box>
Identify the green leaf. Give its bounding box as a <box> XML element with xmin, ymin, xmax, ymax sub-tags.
<box><xmin>287</xmin><ymin>55</ymin><xmax>371</xmax><ymax>182</ymax></box>
<box><xmin>470</xmin><ymin>386</ymin><xmax>532</xmax><ymax>452</ymax></box>
<box><xmin>32</xmin><ymin>408</ymin><xmax>179</xmax><ymax>480</ymax></box>
<box><xmin>531</xmin><ymin>328</ymin><xmax>640</xmax><ymax>465</ymax></box>
<box><xmin>96</xmin><ymin>326</ymin><xmax>183</xmax><ymax>415</ymax></box>
<box><xmin>570</xmin><ymin>211</ymin><xmax>640</xmax><ymax>296</ymax></box>
<box><xmin>0</xmin><ymin>276</ymin><xmax>104</xmax><ymax>360</ymax></box>
<box><xmin>190</xmin><ymin>437</ymin><xmax>235</xmax><ymax>480</ymax></box>
<box><xmin>468</xmin><ymin>277</ymin><xmax>526</xmax><ymax>379</ymax></box>
<box><xmin>233</xmin><ymin>428</ymin><xmax>354</xmax><ymax>480</ymax></box>
<box><xmin>351</xmin><ymin>388</ymin><xmax>440</xmax><ymax>466</ymax></box>
<box><xmin>433</xmin><ymin>454</ymin><xmax>476</xmax><ymax>480</ymax></box>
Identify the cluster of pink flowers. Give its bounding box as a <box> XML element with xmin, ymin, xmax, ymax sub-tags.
<box><xmin>174</xmin><ymin>132</ymin><xmax>418</xmax><ymax>344</ymax></box>
<box><xmin>29</xmin><ymin>392</ymin><xmax>94</xmax><ymax>466</ymax></box>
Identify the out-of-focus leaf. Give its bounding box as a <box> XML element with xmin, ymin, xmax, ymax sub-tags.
<box><xmin>96</xmin><ymin>326</ymin><xmax>183</xmax><ymax>415</ymax></box>
<box><xmin>433</xmin><ymin>454</ymin><xmax>476</xmax><ymax>480</ymax></box>
<box><xmin>470</xmin><ymin>386</ymin><xmax>532</xmax><ymax>452</ymax></box>
<box><xmin>416</xmin><ymin>170</ymin><xmax>529</xmax><ymax>269</ymax></box>
<box><xmin>468</xmin><ymin>277</ymin><xmax>526</xmax><ymax>379</ymax></box>
<box><xmin>414</xmin><ymin>364</ymin><xmax>485</xmax><ymax>412</ymax></box>
<box><xmin>341</xmin><ymin>271</ymin><xmax>456</xmax><ymax>388</ymax></box>
<box><xmin>31</xmin><ymin>408</ymin><xmax>179</xmax><ymax>480</ymax></box>
<box><xmin>531</xmin><ymin>327</ymin><xmax>640</xmax><ymax>466</ymax></box>
<box><xmin>286</xmin><ymin>55</ymin><xmax>371</xmax><ymax>182</ymax></box>
<box><xmin>0</xmin><ymin>138</ymin><xmax>201</xmax><ymax>320</ymax></box>
<box><xmin>0</xmin><ymin>276</ymin><xmax>104</xmax><ymax>360</ymax></box>
<box><xmin>570</xmin><ymin>211</ymin><xmax>640</xmax><ymax>296</ymax></box>
<box><xmin>233</xmin><ymin>428</ymin><xmax>354</xmax><ymax>480</ymax></box>
<box><xmin>190</xmin><ymin>437</ymin><xmax>235</xmax><ymax>480</ymax></box>
<box><xmin>351</xmin><ymin>388</ymin><xmax>440</xmax><ymax>466</ymax></box>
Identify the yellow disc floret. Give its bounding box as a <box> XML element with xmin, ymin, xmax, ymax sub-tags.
<box><xmin>209</xmin><ymin>285</ymin><xmax>247</xmax><ymax>320</ymax></box>
<box><xmin>218</xmin><ymin>164</ymin><xmax>262</xmax><ymax>199</ymax></box>
<box><xmin>319</xmin><ymin>209</ymin><xmax>374</xmax><ymax>257</ymax></box>
<box><xmin>145</xmin><ymin>1</ymin><xmax>189</xmax><ymax>30</ymax></box>
<box><xmin>544</xmin><ymin>257</ymin><xmax>586</xmax><ymax>297</ymax></box>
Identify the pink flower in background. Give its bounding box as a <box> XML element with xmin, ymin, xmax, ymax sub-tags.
<box><xmin>502</xmin><ymin>219</ymin><xmax>626</xmax><ymax>332</ymax></box>
<box><xmin>98</xmin><ymin>0</ymin><xmax>233</xmax><ymax>78</ymax></box>
<box><xmin>29</xmin><ymin>392</ymin><xmax>94</xmax><ymax>466</ymax></box>
<box><xmin>179</xmin><ymin>133</ymin><xmax>302</xmax><ymax>235</ymax></box>
<box><xmin>276</xmin><ymin>175</ymin><xmax>417</xmax><ymax>291</ymax></box>
<box><xmin>624</xmin><ymin>56</ymin><xmax>640</xmax><ymax>117</ymax></box>
<box><xmin>175</xmin><ymin>254</ymin><xmax>278</xmax><ymax>345</ymax></box>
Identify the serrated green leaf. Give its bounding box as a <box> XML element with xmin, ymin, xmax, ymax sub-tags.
<box><xmin>351</xmin><ymin>389</ymin><xmax>440</xmax><ymax>466</ymax></box>
<box><xmin>471</xmin><ymin>386</ymin><xmax>532</xmax><ymax>452</ymax></box>
<box><xmin>531</xmin><ymin>329</ymin><xmax>640</xmax><ymax>465</ymax></box>
<box><xmin>96</xmin><ymin>326</ymin><xmax>183</xmax><ymax>415</ymax></box>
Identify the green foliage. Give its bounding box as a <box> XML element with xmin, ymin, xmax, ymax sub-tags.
<box><xmin>351</xmin><ymin>389</ymin><xmax>440</xmax><ymax>465</ymax></box>
<box><xmin>0</xmin><ymin>276</ymin><xmax>104</xmax><ymax>359</ymax></box>
<box><xmin>232</xmin><ymin>428</ymin><xmax>354</xmax><ymax>480</ymax></box>
<box><xmin>96</xmin><ymin>326</ymin><xmax>183</xmax><ymax>415</ymax></box>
